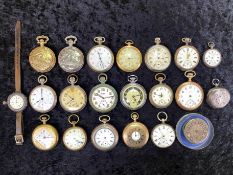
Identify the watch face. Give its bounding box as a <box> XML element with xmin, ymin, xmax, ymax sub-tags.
<box><xmin>29</xmin><ymin>85</ymin><xmax>57</xmax><ymax>113</ymax></box>
<box><xmin>87</xmin><ymin>45</ymin><xmax>114</xmax><ymax>72</ymax></box>
<box><xmin>175</xmin><ymin>46</ymin><xmax>199</xmax><ymax>71</ymax></box>
<box><xmin>151</xmin><ymin>124</ymin><xmax>175</xmax><ymax>148</ymax></box>
<box><xmin>145</xmin><ymin>45</ymin><xmax>171</xmax><ymax>72</ymax></box>
<box><xmin>7</xmin><ymin>92</ymin><xmax>27</xmax><ymax>112</ymax></box>
<box><xmin>207</xmin><ymin>87</ymin><xmax>230</xmax><ymax>108</ymax></box>
<box><xmin>59</xmin><ymin>86</ymin><xmax>87</xmax><ymax>113</ymax></box>
<box><xmin>203</xmin><ymin>49</ymin><xmax>221</xmax><ymax>68</ymax></box>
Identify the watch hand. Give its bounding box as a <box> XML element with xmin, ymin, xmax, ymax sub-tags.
<box><xmin>97</xmin><ymin>52</ymin><xmax>105</xmax><ymax>68</ymax></box>
<box><xmin>96</xmin><ymin>93</ymin><xmax>104</xmax><ymax>99</ymax></box>
<box><xmin>103</xmin><ymin>95</ymin><xmax>115</xmax><ymax>99</ymax></box>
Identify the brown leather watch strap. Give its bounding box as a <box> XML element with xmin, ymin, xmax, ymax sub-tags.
<box><xmin>15</xmin><ymin>112</ymin><xmax>24</xmax><ymax>145</ymax></box>
<box><xmin>15</xmin><ymin>20</ymin><xmax>21</xmax><ymax>92</ymax></box>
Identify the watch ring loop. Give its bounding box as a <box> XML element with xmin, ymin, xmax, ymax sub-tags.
<box><xmin>39</xmin><ymin>114</ymin><xmax>50</xmax><ymax>123</ymax></box>
<box><xmin>212</xmin><ymin>78</ymin><xmax>220</xmax><ymax>87</ymax></box>
<box><xmin>99</xmin><ymin>115</ymin><xmax>110</xmax><ymax>123</ymax></box>
<box><xmin>38</xmin><ymin>75</ymin><xmax>48</xmax><ymax>84</ymax></box>
<box><xmin>94</xmin><ymin>36</ymin><xmax>105</xmax><ymax>44</ymax></box>
<box><xmin>128</xmin><ymin>75</ymin><xmax>138</xmax><ymax>83</ymax></box>
<box><xmin>131</xmin><ymin>112</ymin><xmax>139</xmax><ymax>121</ymax></box>
<box><xmin>184</xmin><ymin>70</ymin><xmax>196</xmax><ymax>79</ymax></box>
<box><xmin>208</xmin><ymin>42</ymin><xmax>215</xmax><ymax>48</ymax></box>
<box><xmin>157</xmin><ymin>111</ymin><xmax>168</xmax><ymax>122</ymax></box>
<box><xmin>98</xmin><ymin>73</ymin><xmax>108</xmax><ymax>83</ymax></box>
<box><xmin>125</xmin><ymin>40</ymin><xmax>134</xmax><ymax>45</ymax></box>
<box><xmin>36</xmin><ymin>35</ymin><xmax>49</xmax><ymax>44</ymax></box>
<box><xmin>67</xmin><ymin>74</ymin><xmax>78</xmax><ymax>84</ymax></box>
<box><xmin>68</xmin><ymin>114</ymin><xmax>79</xmax><ymax>125</ymax></box>
<box><xmin>65</xmin><ymin>35</ymin><xmax>77</xmax><ymax>45</ymax></box>
<box><xmin>155</xmin><ymin>73</ymin><xmax>166</xmax><ymax>82</ymax></box>
<box><xmin>181</xmin><ymin>37</ymin><xmax>192</xmax><ymax>44</ymax></box>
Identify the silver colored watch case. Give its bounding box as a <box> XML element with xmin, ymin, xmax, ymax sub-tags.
<box><xmin>6</xmin><ymin>92</ymin><xmax>27</xmax><ymax>112</ymax></box>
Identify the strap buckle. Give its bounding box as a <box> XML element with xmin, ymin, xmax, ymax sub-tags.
<box><xmin>15</xmin><ymin>134</ymin><xmax>24</xmax><ymax>145</ymax></box>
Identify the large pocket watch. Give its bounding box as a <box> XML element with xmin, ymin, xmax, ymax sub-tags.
<box><xmin>29</xmin><ymin>75</ymin><xmax>57</xmax><ymax>113</ymax></box>
<box><xmin>151</xmin><ymin>112</ymin><xmax>175</xmax><ymax>148</ymax></box>
<box><xmin>87</xmin><ymin>36</ymin><xmax>114</xmax><ymax>72</ymax></box>
<box><xmin>63</xmin><ymin>114</ymin><xmax>87</xmax><ymax>151</ymax></box>
<box><xmin>58</xmin><ymin>35</ymin><xmax>84</xmax><ymax>73</ymax></box>
<box><xmin>149</xmin><ymin>73</ymin><xmax>173</xmax><ymax>108</ymax></box>
<box><xmin>122</xmin><ymin>112</ymin><xmax>149</xmax><ymax>149</ymax></box>
<box><xmin>120</xmin><ymin>75</ymin><xmax>147</xmax><ymax>110</ymax></box>
<box><xmin>174</xmin><ymin>38</ymin><xmax>200</xmax><ymax>71</ymax></box>
<box><xmin>29</xmin><ymin>35</ymin><xmax>56</xmax><ymax>73</ymax></box>
<box><xmin>206</xmin><ymin>79</ymin><xmax>230</xmax><ymax>109</ymax></box>
<box><xmin>89</xmin><ymin>73</ymin><xmax>118</xmax><ymax>113</ymax></box>
<box><xmin>32</xmin><ymin>114</ymin><xmax>59</xmax><ymax>151</ymax></box>
<box><xmin>91</xmin><ymin>115</ymin><xmax>119</xmax><ymax>151</ymax></box>
<box><xmin>59</xmin><ymin>74</ymin><xmax>87</xmax><ymax>113</ymax></box>
<box><xmin>116</xmin><ymin>40</ymin><xmax>142</xmax><ymax>72</ymax></box>
<box><xmin>145</xmin><ymin>37</ymin><xmax>171</xmax><ymax>72</ymax></box>
<box><xmin>175</xmin><ymin>70</ymin><xmax>204</xmax><ymax>111</ymax></box>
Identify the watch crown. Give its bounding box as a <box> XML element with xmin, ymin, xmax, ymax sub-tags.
<box><xmin>2</xmin><ymin>101</ymin><xmax>7</xmax><ymax>105</ymax></box>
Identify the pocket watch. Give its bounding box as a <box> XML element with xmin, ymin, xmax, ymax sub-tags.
<box><xmin>149</xmin><ymin>73</ymin><xmax>173</xmax><ymax>108</ymax></box>
<box><xmin>175</xmin><ymin>70</ymin><xmax>204</xmax><ymax>111</ymax></box>
<box><xmin>174</xmin><ymin>38</ymin><xmax>200</xmax><ymax>71</ymax></box>
<box><xmin>203</xmin><ymin>42</ymin><xmax>222</xmax><ymax>68</ymax></box>
<box><xmin>87</xmin><ymin>36</ymin><xmax>114</xmax><ymax>72</ymax></box>
<box><xmin>63</xmin><ymin>114</ymin><xmax>87</xmax><ymax>151</ymax></box>
<box><xmin>116</xmin><ymin>40</ymin><xmax>142</xmax><ymax>72</ymax></box>
<box><xmin>151</xmin><ymin>112</ymin><xmax>175</xmax><ymax>148</ymax></box>
<box><xmin>120</xmin><ymin>75</ymin><xmax>147</xmax><ymax>110</ymax></box>
<box><xmin>145</xmin><ymin>37</ymin><xmax>171</xmax><ymax>72</ymax></box>
<box><xmin>122</xmin><ymin>112</ymin><xmax>149</xmax><ymax>149</ymax></box>
<box><xmin>58</xmin><ymin>35</ymin><xmax>84</xmax><ymax>73</ymax></box>
<box><xmin>29</xmin><ymin>35</ymin><xmax>56</xmax><ymax>73</ymax></box>
<box><xmin>29</xmin><ymin>75</ymin><xmax>57</xmax><ymax>113</ymax></box>
<box><xmin>32</xmin><ymin>114</ymin><xmax>59</xmax><ymax>151</ymax></box>
<box><xmin>91</xmin><ymin>115</ymin><xmax>119</xmax><ymax>151</ymax></box>
<box><xmin>89</xmin><ymin>73</ymin><xmax>118</xmax><ymax>113</ymax></box>
<box><xmin>59</xmin><ymin>74</ymin><xmax>87</xmax><ymax>113</ymax></box>
<box><xmin>207</xmin><ymin>79</ymin><xmax>230</xmax><ymax>109</ymax></box>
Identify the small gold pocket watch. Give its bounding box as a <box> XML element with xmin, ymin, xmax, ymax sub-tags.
<box><xmin>59</xmin><ymin>74</ymin><xmax>87</xmax><ymax>113</ymax></box>
<box><xmin>122</xmin><ymin>112</ymin><xmax>149</xmax><ymax>149</ymax></box>
<box><xmin>32</xmin><ymin>114</ymin><xmax>59</xmax><ymax>151</ymax></box>
<box><xmin>175</xmin><ymin>70</ymin><xmax>204</xmax><ymax>111</ymax></box>
<box><xmin>63</xmin><ymin>114</ymin><xmax>87</xmax><ymax>151</ymax></box>
<box><xmin>29</xmin><ymin>35</ymin><xmax>56</xmax><ymax>73</ymax></box>
<box><xmin>116</xmin><ymin>40</ymin><xmax>142</xmax><ymax>72</ymax></box>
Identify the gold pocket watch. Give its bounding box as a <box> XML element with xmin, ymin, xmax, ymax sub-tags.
<box><xmin>87</xmin><ymin>36</ymin><xmax>114</xmax><ymax>72</ymax></box>
<box><xmin>29</xmin><ymin>75</ymin><xmax>57</xmax><ymax>113</ymax></box>
<box><xmin>116</xmin><ymin>40</ymin><xmax>142</xmax><ymax>72</ymax></box>
<box><xmin>151</xmin><ymin>112</ymin><xmax>175</xmax><ymax>148</ymax></box>
<box><xmin>29</xmin><ymin>35</ymin><xmax>56</xmax><ymax>73</ymax></box>
<box><xmin>174</xmin><ymin>38</ymin><xmax>200</xmax><ymax>71</ymax></box>
<box><xmin>58</xmin><ymin>35</ymin><xmax>84</xmax><ymax>73</ymax></box>
<box><xmin>91</xmin><ymin>115</ymin><xmax>119</xmax><ymax>151</ymax></box>
<box><xmin>149</xmin><ymin>73</ymin><xmax>173</xmax><ymax>108</ymax></box>
<box><xmin>59</xmin><ymin>74</ymin><xmax>87</xmax><ymax>113</ymax></box>
<box><xmin>203</xmin><ymin>42</ymin><xmax>222</xmax><ymax>68</ymax></box>
<box><xmin>122</xmin><ymin>112</ymin><xmax>149</xmax><ymax>149</ymax></box>
<box><xmin>175</xmin><ymin>70</ymin><xmax>204</xmax><ymax>111</ymax></box>
<box><xmin>120</xmin><ymin>75</ymin><xmax>147</xmax><ymax>110</ymax></box>
<box><xmin>145</xmin><ymin>37</ymin><xmax>171</xmax><ymax>72</ymax></box>
<box><xmin>63</xmin><ymin>114</ymin><xmax>87</xmax><ymax>151</ymax></box>
<box><xmin>89</xmin><ymin>73</ymin><xmax>118</xmax><ymax>113</ymax></box>
<box><xmin>32</xmin><ymin>114</ymin><xmax>59</xmax><ymax>151</ymax></box>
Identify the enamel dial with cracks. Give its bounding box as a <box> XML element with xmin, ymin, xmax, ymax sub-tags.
<box><xmin>5</xmin><ymin>92</ymin><xmax>27</xmax><ymax>112</ymax></box>
<box><xmin>145</xmin><ymin>38</ymin><xmax>171</xmax><ymax>72</ymax></box>
<box><xmin>29</xmin><ymin>75</ymin><xmax>57</xmax><ymax>113</ymax></box>
<box><xmin>203</xmin><ymin>42</ymin><xmax>222</xmax><ymax>68</ymax></box>
<box><xmin>87</xmin><ymin>36</ymin><xmax>114</xmax><ymax>72</ymax></box>
<box><xmin>174</xmin><ymin>38</ymin><xmax>200</xmax><ymax>71</ymax></box>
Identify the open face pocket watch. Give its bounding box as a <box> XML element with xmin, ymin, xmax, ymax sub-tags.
<box><xmin>87</xmin><ymin>36</ymin><xmax>114</xmax><ymax>72</ymax></box>
<box><xmin>29</xmin><ymin>35</ymin><xmax>56</xmax><ymax>73</ymax></box>
<box><xmin>63</xmin><ymin>114</ymin><xmax>87</xmax><ymax>151</ymax></box>
<box><xmin>32</xmin><ymin>114</ymin><xmax>59</xmax><ymax>151</ymax></box>
<box><xmin>58</xmin><ymin>35</ymin><xmax>84</xmax><ymax>73</ymax></box>
<box><xmin>203</xmin><ymin>42</ymin><xmax>222</xmax><ymax>68</ymax></box>
<box><xmin>122</xmin><ymin>112</ymin><xmax>149</xmax><ymax>149</ymax></box>
<box><xmin>175</xmin><ymin>70</ymin><xmax>204</xmax><ymax>111</ymax></box>
<box><xmin>59</xmin><ymin>74</ymin><xmax>87</xmax><ymax>113</ymax></box>
<box><xmin>29</xmin><ymin>75</ymin><xmax>57</xmax><ymax>113</ymax></box>
<box><xmin>89</xmin><ymin>73</ymin><xmax>118</xmax><ymax>113</ymax></box>
<box><xmin>149</xmin><ymin>73</ymin><xmax>173</xmax><ymax>108</ymax></box>
<box><xmin>91</xmin><ymin>115</ymin><xmax>119</xmax><ymax>151</ymax></box>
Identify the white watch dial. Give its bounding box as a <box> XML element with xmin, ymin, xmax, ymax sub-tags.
<box><xmin>34</xmin><ymin>128</ymin><xmax>56</xmax><ymax>149</ymax></box>
<box><xmin>131</xmin><ymin>131</ymin><xmax>141</xmax><ymax>141</ymax></box>
<box><xmin>9</xmin><ymin>94</ymin><xmax>24</xmax><ymax>110</ymax></box>
<box><xmin>203</xmin><ymin>49</ymin><xmax>221</xmax><ymax>68</ymax></box>
<box><xmin>94</xmin><ymin>128</ymin><xmax>115</xmax><ymax>148</ymax></box>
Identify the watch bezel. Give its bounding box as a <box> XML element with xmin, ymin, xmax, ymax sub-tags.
<box><xmin>7</xmin><ymin>92</ymin><xmax>27</xmax><ymax>112</ymax></box>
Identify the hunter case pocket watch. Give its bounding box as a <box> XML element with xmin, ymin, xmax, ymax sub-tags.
<box><xmin>29</xmin><ymin>35</ymin><xmax>56</xmax><ymax>73</ymax></box>
<box><xmin>174</xmin><ymin>38</ymin><xmax>200</xmax><ymax>71</ymax></box>
<box><xmin>89</xmin><ymin>73</ymin><xmax>118</xmax><ymax>113</ymax></box>
<box><xmin>32</xmin><ymin>114</ymin><xmax>59</xmax><ymax>151</ymax></box>
<box><xmin>29</xmin><ymin>75</ymin><xmax>57</xmax><ymax>113</ymax></box>
<box><xmin>58</xmin><ymin>35</ymin><xmax>84</xmax><ymax>73</ymax></box>
<box><xmin>175</xmin><ymin>70</ymin><xmax>204</xmax><ymax>111</ymax></box>
<box><xmin>203</xmin><ymin>42</ymin><xmax>222</xmax><ymax>68</ymax></box>
<box><xmin>120</xmin><ymin>75</ymin><xmax>147</xmax><ymax>110</ymax></box>
<box><xmin>63</xmin><ymin>114</ymin><xmax>87</xmax><ymax>151</ymax></box>
<box><xmin>122</xmin><ymin>112</ymin><xmax>149</xmax><ymax>149</ymax></box>
<box><xmin>59</xmin><ymin>74</ymin><xmax>87</xmax><ymax>113</ymax></box>
<box><xmin>91</xmin><ymin>115</ymin><xmax>119</xmax><ymax>151</ymax></box>
<box><xmin>207</xmin><ymin>79</ymin><xmax>230</xmax><ymax>108</ymax></box>
<box><xmin>116</xmin><ymin>40</ymin><xmax>142</xmax><ymax>72</ymax></box>
<box><xmin>149</xmin><ymin>73</ymin><xmax>173</xmax><ymax>108</ymax></box>
<box><xmin>87</xmin><ymin>36</ymin><xmax>114</xmax><ymax>72</ymax></box>
<box><xmin>145</xmin><ymin>37</ymin><xmax>171</xmax><ymax>72</ymax></box>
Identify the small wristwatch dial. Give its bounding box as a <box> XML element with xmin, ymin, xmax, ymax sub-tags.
<box><xmin>9</xmin><ymin>94</ymin><xmax>25</xmax><ymax>110</ymax></box>
<box><xmin>203</xmin><ymin>49</ymin><xmax>221</xmax><ymax>68</ymax></box>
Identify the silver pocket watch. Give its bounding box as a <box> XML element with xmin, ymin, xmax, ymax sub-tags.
<box><xmin>203</xmin><ymin>42</ymin><xmax>222</xmax><ymax>68</ymax></box>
